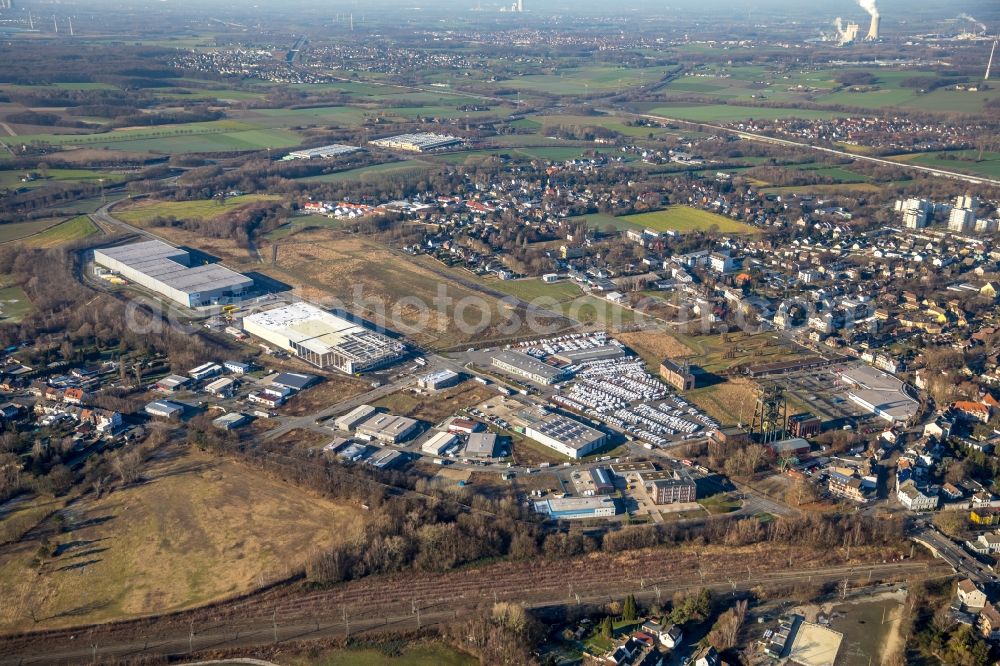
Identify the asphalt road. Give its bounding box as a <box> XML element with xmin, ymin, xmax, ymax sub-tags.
<box><xmin>0</xmin><ymin>559</ymin><xmax>944</xmax><ymax>665</ymax></box>
<box><xmin>911</xmin><ymin>522</ymin><xmax>994</xmax><ymax>583</ymax></box>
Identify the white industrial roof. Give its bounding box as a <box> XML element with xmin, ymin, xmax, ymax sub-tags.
<box><xmin>96</xmin><ymin>240</ymin><xmax>252</xmax><ymax>295</ymax></box>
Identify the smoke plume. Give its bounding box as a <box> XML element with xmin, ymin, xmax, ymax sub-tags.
<box><xmin>857</xmin><ymin>0</ymin><xmax>878</xmax><ymax>19</ymax></box>
<box><xmin>958</xmin><ymin>13</ymin><xmax>986</xmax><ymax>33</ymax></box>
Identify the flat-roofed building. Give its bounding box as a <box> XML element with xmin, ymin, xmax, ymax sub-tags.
<box><xmin>841</xmin><ymin>363</ymin><xmax>919</xmax><ymax>425</ymax></box>
<box><xmin>283</xmin><ymin>143</ymin><xmax>360</xmax><ymax>160</ymax></box>
<box><xmin>145</xmin><ymin>400</ymin><xmax>185</xmax><ymax>418</ymax></box>
<box><xmin>422</xmin><ymin>431</ymin><xmax>458</xmax><ymax>456</ymax></box>
<box><xmin>356</xmin><ymin>413</ymin><xmax>419</xmax><ymax>443</ymax></box>
<box><xmin>642</xmin><ymin>469</ymin><xmax>696</xmax><ymax>504</ymax></box>
<box><xmin>491</xmin><ymin>350</ymin><xmax>567</xmax><ymax>386</ymax></box>
<box><xmin>660</xmin><ymin>358</ymin><xmax>697</xmax><ymax>391</ymax></box>
<box><xmin>334</xmin><ymin>404</ymin><xmax>378</xmax><ymax>431</ymax></box>
<box><xmin>94</xmin><ymin>240</ymin><xmax>253</xmax><ymax>308</ymax></box>
<box><xmin>534</xmin><ymin>496</ymin><xmax>617</xmax><ymax>520</ymax></box>
<box><xmin>418</xmin><ymin>369</ymin><xmax>460</xmax><ymax>390</ymax></box>
<box><xmin>242</xmin><ymin>303</ymin><xmax>405</xmax><ymax>373</ymax></box>
<box><xmin>204</xmin><ymin>377</ymin><xmax>236</xmax><ymax>397</ymax></box>
<box><xmin>524</xmin><ymin>412</ymin><xmax>606</xmax><ymax>459</ymax></box>
<box><xmin>465</xmin><ymin>432</ymin><xmax>498</xmax><ymax>458</ymax></box>
<box><xmin>212</xmin><ymin>412</ymin><xmax>250</xmax><ymax>430</ymax></box>
<box><xmin>370</xmin><ymin>133</ymin><xmax>463</xmax><ymax>152</ymax></box>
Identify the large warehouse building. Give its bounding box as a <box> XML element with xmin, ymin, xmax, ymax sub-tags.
<box><xmin>491</xmin><ymin>350</ymin><xmax>567</xmax><ymax>386</ymax></box>
<box><xmin>94</xmin><ymin>240</ymin><xmax>253</xmax><ymax>308</ymax></box>
<box><xmin>524</xmin><ymin>411</ymin><xmax>607</xmax><ymax>459</ymax></box>
<box><xmin>242</xmin><ymin>303</ymin><xmax>405</xmax><ymax>373</ymax></box>
<box><xmin>370</xmin><ymin>133</ymin><xmax>463</xmax><ymax>152</ymax></box>
<box><xmin>840</xmin><ymin>363</ymin><xmax>919</xmax><ymax>425</ymax></box>
<box><xmin>534</xmin><ymin>497</ymin><xmax>617</xmax><ymax>520</ymax></box>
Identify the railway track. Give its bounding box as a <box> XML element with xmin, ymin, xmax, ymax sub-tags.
<box><xmin>0</xmin><ymin>550</ymin><xmax>947</xmax><ymax>665</ymax></box>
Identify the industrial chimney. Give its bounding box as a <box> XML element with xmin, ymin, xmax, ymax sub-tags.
<box><xmin>858</xmin><ymin>0</ymin><xmax>879</xmax><ymax>41</ymax></box>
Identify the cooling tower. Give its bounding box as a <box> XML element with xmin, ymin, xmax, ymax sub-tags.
<box><xmin>864</xmin><ymin>15</ymin><xmax>879</xmax><ymax>41</ymax></box>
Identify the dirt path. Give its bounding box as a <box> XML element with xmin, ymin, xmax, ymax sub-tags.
<box><xmin>0</xmin><ymin>121</ymin><xmax>17</xmax><ymax>137</ymax></box>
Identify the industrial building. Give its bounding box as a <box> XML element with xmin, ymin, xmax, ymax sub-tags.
<box><xmin>659</xmin><ymin>359</ymin><xmax>697</xmax><ymax>391</ymax></box>
<box><xmin>418</xmin><ymin>369</ymin><xmax>460</xmax><ymax>390</ymax></box>
<box><xmin>334</xmin><ymin>404</ymin><xmax>378</xmax><ymax>431</ymax></box>
<box><xmin>841</xmin><ymin>364</ymin><xmax>919</xmax><ymax>425</ymax></box>
<box><xmin>524</xmin><ymin>412</ymin><xmax>606</xmax><ymax>459</ymax></box>
<box><xmin>212</xmin><ymin>412</ymin><xmax>250</xmax><ymax>430</ymax></box>
<box><xmin>145</xmin><ymin>400</ymin><xmax>185</xmax><ymax>419</ymax></box>
<box><xmin>640</xmin><ymin>469</ymin><xmax>696</xmax><ymax>504</ymax></box>
<box><xmin>242</xmin><ymin>303</ymin><xmax>405</xmax><ymax>373</ymax></box>
<box><xmin>356</xmin><ymin>412</ymin><xmax>419</xmax><ymax>443</ymax></box>
<box><xmin>421</xmin><ymin>431</ymin><xmax>458</xmax><ymax>456</ymax></box>
<box><xmin>787</xmin><ymin>412</ymin><xmax>822</xmax><ymax>438</ymax></box>
<box><xmin>465</xmin><ymin>432</ymin><xmax>498</xmax><ymax>458</ymax></box>
<box><xmin>94</xmin><ymin>240</ymin><xmax>253</xmax><ymax>308</ymax></box>
<box><xmin>534</xmin><ymin>496</ymin><xmax>618</xmax><ymax>520</ymax></box>
<box><xmin>370</xmin><ymin>133</ymin><xmax>463</xmax><ymax>152</ymax></box>
<box><xmin>282</xmin><ymin>143</ymin><xmax>361</xmax><ymax>160</ymax></box>
<box><xmin>491</xmin><ymin>350</ymin><xmax>567</xmax><ymax>386</ymax></box>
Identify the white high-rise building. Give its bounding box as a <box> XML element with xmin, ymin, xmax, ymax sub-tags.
<box><xmin>897</xmin><ymin>198</ymin><xmax>930</xmax><ymax>229</ymax></box>
<box><xmin>976</xmin><ymin>218</ymin><xmax>998</xmax><ymax>234</ymax></box>
<box><xmin>949</xmin><ymin>207</ymin><xmax>976</xmax><ymax>233</ymax></box>
<box><xmin>955</xmin><ymin>195</ymin><xmax>980</xmax><ymax>214</ymax></box>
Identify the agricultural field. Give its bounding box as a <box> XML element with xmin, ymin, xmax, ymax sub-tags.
<box><xmin>0</xmin><ymin>217</ymin><xmax>67</xmax><ymax>243</ymax></box>
<box><xmin>614</xmin><ymin>330</ymin><xmax>695</xmax><ymax>371</ymax></box>
<box><xmin>114</xmin><ymin>194</ymin><xmax>283</xmax><ymax>227</ymax></box>
<box><xmin>296</xmin><ymin>160</ymin><xmax>434</xmax><ymax>183</ymax></box>
<box><xmin>0</xmin><ymin>168</ymin><xmax>125</xmax><ymax>190</ymax></box>
<box><xmin>528</xmin><ymin>113</ymin><xmax>676</xmax><ymax>139</ymax></box>
<box><xmin>888</xmin><ymin>150</ymin><xmax>1000</xmax><ymax>180</ymax></box>
<box><xmin>618</xmin><ymin>206</ymin><xmax>758</xmax><ymax>234</ymax></box>
<box><xmin>21</xmin><ymin>215</ymin><xmax>99</xmax><ymax>249</ymax></box>
<box><xmin>492</xmin><ymin>65</ymin><xmax>674</xmax><ymax>95</ymax></box>
<box><xmin>646</xmin><ymin>104</ymin><xmax>844</xmax><ymax>123</ymax></box>
<box><xmin>0</xmin><ymin>449</ymin><xmax>365</xmax><ymax>630</ymax></box>
<box><xmin>662</xmin><ymin>66</ymin><xmax>1000</xmax><ymax>115</ymax></box>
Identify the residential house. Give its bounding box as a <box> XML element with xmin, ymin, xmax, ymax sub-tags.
<box><xmin>694</xmin><ymin>646</ymin><xmax>721</xmax><ymax>666</ymax></box>
<box><xmin>897</xmin><ymin>480</ymin><xmax>939</xmax><ymax>512</ymax></box>
<box><xmin>979</xmin><ymin>602</ymin><xmax>1000</xmax><ymax>641</ymax></box>
<box><xmin>958</xmin><ymin>579</ymin><xmax>988</xmax><ymax>610</ymax></box>
<box><xmin>641</xmin><ymin>620</ymin><xmax>683</xmax><ymax>649</ymax></box>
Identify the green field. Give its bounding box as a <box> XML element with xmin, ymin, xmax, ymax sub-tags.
<box><xmin>12</xmin><ymin>120</ymin><xmax>303</xmax><ymax>154</ymax></box>
<box><xmin>619</xmin><ymin>206</ymin><xmax>758</xmax><ymax>234</ymax></box>
<box><xmin>483</xmin><ymin>277</ymin><xmax>583</xmax><ymax>303</ymax></box>
<box><xmin>0</xmin><ymin>168</ymin><xmax>125</xmax><ymax>190</ymax></box>
<box><xmin>491</xmin><ymin>65</ymin><xmax>672</xmax><ymax>95</ymax></box>
<box><xmin>890</xmin><ymin>150</ymin><xmax>1000</xmax><ymax>180</ymax></box>
<box><xmin>265</xmin><ymin>215</ymin><xmax>343</xmax><ymax>240</ymax></box>
<box><xmin>648</xmin><ymin>104</ymin><xmax>844</xmax><ymax>123</ymax></box>
<box><xmin>0</xmin><ymin>275</ymin><xmax>32</xmax><ymax>324</ymax></box>
<box><xmin>0</xmin><ymin>218</ymin><xmax>66</xmax><ymax>243</ymax></box>
<box><xmin>297</xmin><ymin>160</ymin><xmax>434</xmax><ymax>183</ymax></box>
<box><xmin>115</xmin><ymin>194</ymin><xmax>282</xmax><ymax>226</ymax></box>
<box><xmin>22</xmin><ymin>215</ymin><xmax>99</xmax><ymax>248</ymax></box>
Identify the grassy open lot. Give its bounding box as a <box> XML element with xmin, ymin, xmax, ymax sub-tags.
<box><xmin>373</xmin><ymin>381</ymin><xmax>496</xmax><ymax>424</ymax></box>
<box><xmin>530</xmin><ymin>113</ymin><xmax>675</xmax><ymax>138</ymax></box>
<box><xmin>0</xmin><ymin>281</ymin><xmax>33</xmax><ymax>324</ymax></box>
<box><xmin>0</xmin><ymin>217</ymin><xmax>66</xmax><ymax>243</ymax></box>
<box><xmin>265</xmin><ymin>215</ymin><xmax>343</xmax><ymax>240</ymax></box>
<box><xmin>482</xmin><ymin>277</ymin><xmax>583</xmax><ymax>304</ymax></box>
<box><xmin>555</xmin><ymin>295</ymin><xmax>639</xmax><ymax>329</ymax></box>
<box><xmin>888</xmin><ymin>150</ymin><xmax>1000</xmax><ymax>180</ymax></box>
<box><xmin>614</xmin><ymin>330</ymin><xmax>695</xmax><ymax>371</ymax></box>
<box><xmin>0</xmin><ymin>449</ymin><xmax>364</xmax><ymax>630</ymax></box>
<box><xmin>762</xmin><ymin>183</ymin><xmax>882</xmax><ymax>196</ymax></box>
<box><xmin>296</xmin><ymin>160</ymin><xmax>434</xmax><ymax>183</ymax></box>
<box><xmin>265</xmin><ymin>234</ymin><xmax>568</xmax><ymax>349</ymax></box>
<box><xmin>114</xmin><ymin>194</ymin><xmax>282</xmax><ymax>226</ymax></box>
<box><xmin>21</xmin><ymin>215</ymin><xmax>99</xmax><ymax>249</ymax></box>
<box><xmin>284</xmin><ymin>642</ymin><xmax>477</xmax><ymax>666</ymax></box>
<box><xmin>619</xmin><ymin>206</ymin><xmax>758</xmax><ymax>234</ymax></box>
